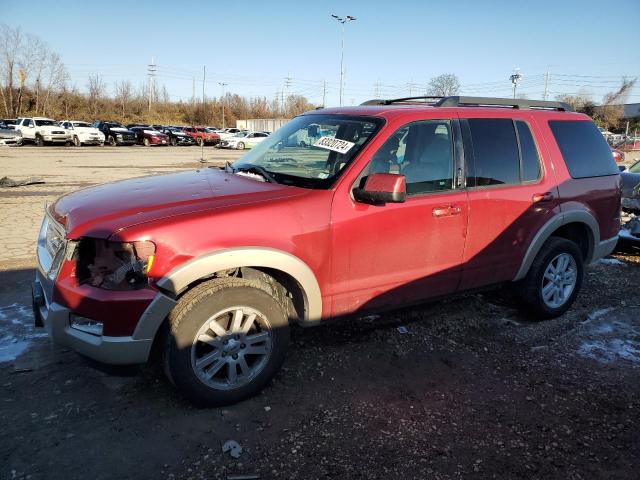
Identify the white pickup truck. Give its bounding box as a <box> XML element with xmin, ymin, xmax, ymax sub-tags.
<box><xmin>15</xmin><ymin>117</ymin><xmax>71</xmax><ymax>146</ymax></box>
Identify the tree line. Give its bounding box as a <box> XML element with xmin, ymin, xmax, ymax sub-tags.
<box><xmin>0</xmin><ymin>24</ymin><xmax>315</xmax><ymax>126</ymax></box>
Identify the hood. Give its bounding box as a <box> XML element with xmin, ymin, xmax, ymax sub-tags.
<box><xmin>37</xmin><ymin>125</ymin><xmax>66</xmax><ymax>132</ymax></box>
<box><xmin>74</xmin><ymin>127</ymin><xmax>102</xmax><ymax>135</ymax></box>
<box><xmin>52</xmin><ymin>168</ymin><xmax>306</xmax><ymax>239</ymax></box>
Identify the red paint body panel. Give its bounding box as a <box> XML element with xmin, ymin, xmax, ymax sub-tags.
<box><xmin>48</xmin><ymin>104</ymin><xmax>621</xmax><ymax>335</ymax></box>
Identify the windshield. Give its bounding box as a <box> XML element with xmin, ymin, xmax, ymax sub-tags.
<box><xmin>232</xmin><ymin>114</ymin><xmax>382</xmax><ymax>189</ymax></box>
<box><xmin>34</xmin><ymin>119</ymin><xmax>57</xmax><ymax>126</ymax></box>
<box><xmin>108</xmin><ymin>123</ymin><xmax>125</xmax><ymax>128</ymax></box>
<box><xmin>232</xmin><ymin>132</ymin><xmax>247</xmax><ymax>138</ymax></box>
<box><xmin>629</xmin><ymin>160</ymin><xmax>640</xmax><ymax>174</ymax></box>
<box><xmin>72</xmin><ymin>122</ymin><xmax>91</xmax><ymax>128</ymax></box>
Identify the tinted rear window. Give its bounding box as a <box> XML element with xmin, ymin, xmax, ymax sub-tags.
<box><xmin>549</xmin><ymin>120</ymin><xmax>618</xmax><ymax>178</ymax></box>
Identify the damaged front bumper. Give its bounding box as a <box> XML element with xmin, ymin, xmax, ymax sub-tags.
<box><xmin>33</xmin><ymin>210</ymin><xmax>176</xmax><ymax>365</ymax></box>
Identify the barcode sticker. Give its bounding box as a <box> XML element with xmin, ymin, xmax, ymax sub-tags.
<box><xmin>313</xmin><ymin>136</ymin><xmax>355</xmax><ymax>155</ymax></box>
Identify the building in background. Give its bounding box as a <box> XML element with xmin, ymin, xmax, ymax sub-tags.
<box><xmin>236</xmin><ymin>118</ymin><xmax>290</xmax><ymax>132</ymax></box>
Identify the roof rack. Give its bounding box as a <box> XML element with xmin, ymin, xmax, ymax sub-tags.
<box><xmin>361</xmin><ymin>95</ymin><xmax>573</xmax><ymax>112</ymax></box>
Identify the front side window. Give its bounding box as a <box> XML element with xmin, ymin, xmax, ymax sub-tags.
<box><xmin>233</xmin><ymin>114</ymin><xmax>382</xmax><ymax>189</ymax></box>
<box><xmin>366</xmin><ymin>120</ymin><xmax>454</xmax><ymax>195</ymax></box>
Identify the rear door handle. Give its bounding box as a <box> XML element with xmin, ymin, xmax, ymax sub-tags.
<box><xmin>432</xmin><ymin>205</ymin><xmax>462</xmax><ymax>217</ymax></box>
<box><xmin>532</xmin><ymin>192</ymin><xmax>554</xmax><ymax>203</ymax></box>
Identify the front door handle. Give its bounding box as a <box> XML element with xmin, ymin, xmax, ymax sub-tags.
<box><xmin>433</xmin><ymin>205</ymin><xmax>462</xmax><ymax>217</ymax></box>
<box><xmin>532</xmin><ymin>192</ymin><xmax>554</xmax><ymax>203</ymax></box>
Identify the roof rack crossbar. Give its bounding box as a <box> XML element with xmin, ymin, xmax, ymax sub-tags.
<box><xmin>360</xmin><ymin>96</ymin><xmax>573</xmax><ymax>112</ymax></box>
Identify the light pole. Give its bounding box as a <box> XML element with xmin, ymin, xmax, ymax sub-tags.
<box><xmin>510</xmin><ymin>68</ymin><xmax>523</xmax><ymax>99</ymax></box>
<box><xmin>218</xmin><ymin>82</ymin><xmax>228</xmax><ymax>129</ymax></box>
<box><xmin>331</xmin><ymin>14</ymin><xmax>356</xmax><ymax>107</ymax></box>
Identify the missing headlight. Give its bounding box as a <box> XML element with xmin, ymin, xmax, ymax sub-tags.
<box><xmin>76</xmin><ymin>238</ymin><xmax>155</xmax><ymax>290</ymax></box>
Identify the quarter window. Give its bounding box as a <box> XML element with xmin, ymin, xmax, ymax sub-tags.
<box><xmin>366</xmin><ymin>120</ymin><xmax>454</xmax><ymax>195</ymax></box>
<box><xmin>549</xmin><ymin>120</ymin><xmax>618</xmax><ymax>178</ymax></box>
<box><xmin>516</xmin><ymin>121</ymin><xmax>541</xmax><ymax>182</ymax></box>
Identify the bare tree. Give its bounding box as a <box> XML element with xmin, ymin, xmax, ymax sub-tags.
<box><xmin>114</xmin><ymin>80</ymin><xmax>133</xmax><ymax>117</ymax></box>
<box><xmin>427</xmin><ymin>73</ymin><xmax>460</xmax><ymax>96</ymax></box>
<box><xmin>599</xmin><ymin>77</ymin><xmax>637</xmax><ymax>130</ymax></box>
<box><xmin>87</xmin><ymin>75</ymin><xmax>107</xmax><ymax>117</ymax></box>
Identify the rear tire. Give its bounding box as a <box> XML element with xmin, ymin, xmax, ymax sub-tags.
<box><xmin>515</xmin><ymin>237</ymin><xmax>584</xmax><ymax>320</ymax></box>
<box><xmin>237</xmin><ymin>142</ymin><xmax>245</xmax><ymax>150</ymax></box>
<box><xmin>164</xmin><ymin>277</ymin><xmax>290</xmax><ymax>406</ymax></box>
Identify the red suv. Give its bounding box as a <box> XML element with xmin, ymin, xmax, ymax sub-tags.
<box><xmin>33</xmin><ymin>96</ymin><xmax>621</xmax><ymax>405</ymax></box>
<box><xmin>182</xmin><ymin>126</ymin><xmax>220</xmax><ymax>146</ymax></box>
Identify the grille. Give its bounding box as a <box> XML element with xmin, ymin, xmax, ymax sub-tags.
<box><xmin>52</xmin><ymin>131</ymin><xmax>65</xmax><ymax>134</ymax></box>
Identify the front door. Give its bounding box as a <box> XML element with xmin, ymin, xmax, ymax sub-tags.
<box><xmin>330</xmin><ymin>119</ymin><xmax>469</xmax><ymax>317</ymax></box>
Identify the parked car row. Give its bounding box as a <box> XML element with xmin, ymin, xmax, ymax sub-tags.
<box><xmin>0</xmin><ymin>117</ymin><xmax>271</xmax><ymax>148</ymax></box>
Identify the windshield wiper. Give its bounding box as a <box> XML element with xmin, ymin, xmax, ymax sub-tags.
<box><xmin>236</xmin><ymin>165</ymin><xmax>277</xmax><ymax>183</ymax></box>
<box><xmin>223</xmin><ymin>161</ymin><xmax>235</xmax><ymax>173</ymax></box>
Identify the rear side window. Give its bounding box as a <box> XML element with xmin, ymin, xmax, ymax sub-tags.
<box><xmin>549</xmin><ymin>120</ymin><xmax>618</xmax><ymax>178</ymax></box>
<box><xmin>516</xmin><ymin>121</ymin><xmax>541</xmax><ymax>182</ymax></box>
<box><xmin>467</xmin><ymin>119</ymin><xmax>520</xmax><ymax>186</ymax></box>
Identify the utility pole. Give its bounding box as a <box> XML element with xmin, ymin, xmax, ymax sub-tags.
<box><xmin>543</xmin><ymin>68</ymin><xmax>550</xmax><ymax>100</ymax></box>
<box><xmin>510</xmin><ymin>68</ymin><xmax>523</xmax><ymax>99</ymax></box>
<box><xmin>192</xmin><ymin>77</ymin><xmax>196</xmax><ymax>108</ymax></box>
<box><xmin>322</xmin><ymin>80</ymin><xmax>327</xmax><ymax>107</ymax></box>
<box><xmin>218</xmin><ymin>82</ymin><xmax>228</xmax><ymax>129</ymax></box>
<box><xmin>147</xmin><ymin>57</ymin><xmax>156</xmax><ymax>113</ymax></box>
<box><xmin>284</xmin><ymin>73</ymin><xmax>292</xmax><ymax>116</ymax></box>
<box><xmin>200</xmin><ymin>66</ymin><xmax>207</xmax><ymax>163</ymax></box>
<box><xmin>331</xmin><ymin>14</ymin><xmax>356</xmax><ymax>107</ymax></box>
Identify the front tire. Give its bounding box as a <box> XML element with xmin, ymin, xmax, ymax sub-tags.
<box><xmin>164</xmin><ymin>277</ymin><xmax>290</xmax><ymax>406</ymax></box>
<box><xmin>144</xmin><ymin>138</ymin><xmax>150</xmax><ymax>147</ymax></box>
<box><xmin>35</xmin><ymin>135</ymin><xmax>44</xmax><ymax>147</ymax></box>
<box><xmin>73</xmin><ymin>136</ymin><xmax>81</xmax><ymax>147</ymax></box>
<box><xmin>516</xmin><ymin>237</ymin><xmax>583</xmax><ymax>320</ymax></box>
<box><xmin>170</xmin><ymin>137</ymin><xmax>177</xmax><ymax>146</ymax></box>
<box><xmin>108</xmin><ymin>136</ymin><xmax>116</xmax><ymax>146</ymax></box>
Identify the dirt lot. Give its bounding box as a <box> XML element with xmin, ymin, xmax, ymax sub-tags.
<box><xmin>1</xmin><ymin>145</ymin><xmax>639</xmax><ymax>480</ymax></box>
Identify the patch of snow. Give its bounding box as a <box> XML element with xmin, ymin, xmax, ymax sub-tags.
<box><xmin>576</xmin><ymin>308</ymin><xmax>640</xmax><ymax>365</ymax></box>
<box><xmin>596</xmin><ymin>258</ymin><xmax>626</xmax><ymax>266</ymax></box>
<box><xmin>585</xmin><ymin>307</ymin><xmax>615</xmax><ymax>322</ymax></box>
<box><xmin>0</xmin><ymin>303</ymin><xmax>46</xmax><ymax>363</ymax></box>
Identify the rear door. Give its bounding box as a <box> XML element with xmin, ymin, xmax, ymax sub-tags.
<box><xmin>459</xmin><ymin>114</ymin><xmax>560</xmax><ymax>290</ymax></box>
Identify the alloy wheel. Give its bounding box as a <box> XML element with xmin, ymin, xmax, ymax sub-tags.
<box><xmin>541</xmin><ymin>253</ymin><xmax>577</xmax><ymax>309</ymax></box>
<box><xmin>190</xmin><ymin>306</ymin><xmax>273</xmax><ymax>390</ymax></box>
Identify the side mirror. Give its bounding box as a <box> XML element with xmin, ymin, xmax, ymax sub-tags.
<box><xmin>618</xmin><ymin>165</ymin><xmax>627</xmax><ymax>172</ymax></box>
<box><xmin>353</xmin><ymin>173</ymin><xmax>406</xmax><ymax>205</ymax></box>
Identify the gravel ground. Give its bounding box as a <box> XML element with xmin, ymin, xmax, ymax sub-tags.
<box><xmin>0</xmin><ymin>145</ymin><xmax>639</xmax><ymax>480</ymax></box>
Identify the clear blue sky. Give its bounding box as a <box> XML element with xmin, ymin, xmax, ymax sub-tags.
<box><xmin>4</xmin><ymin>0</ymin><xmax>640</xmax><ymax>106</ymax></box>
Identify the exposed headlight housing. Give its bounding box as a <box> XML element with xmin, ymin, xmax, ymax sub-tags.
<box><xmin>76</xmin><ymin>239</ymin><xmax>155</xmax><ymax>290</ymax></box>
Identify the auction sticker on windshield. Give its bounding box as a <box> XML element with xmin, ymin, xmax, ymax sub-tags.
<box><xmin>313</xmin><ymin>136</ymin><xmax>355</xmax><ymax>155</ymax></box>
